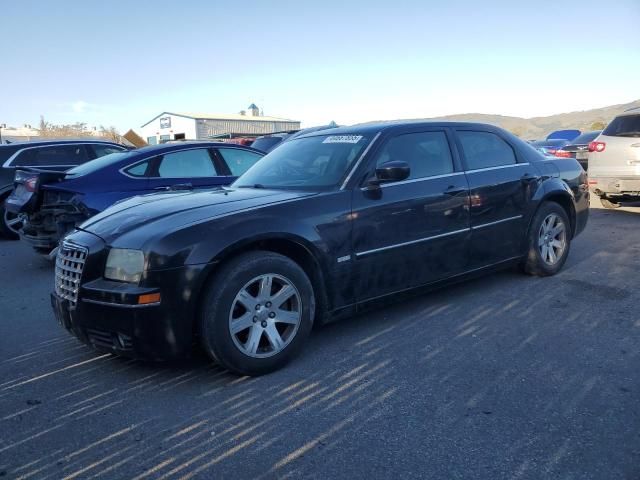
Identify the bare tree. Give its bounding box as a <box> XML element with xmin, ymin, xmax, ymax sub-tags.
<box><xmin>99</xmin><ymin>125</ymin><xmax>121</xmax><ymax>142</ymax></box>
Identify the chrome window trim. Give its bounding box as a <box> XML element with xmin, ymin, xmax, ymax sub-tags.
<box><xmin>2</xmin><ymin>142</ymin><xmax>123</xmax><ymax>168</ymax></box>
<box><xmin>369</xmin><ymin>172</ymin><xmax>465</xmax><ymax>190</ymax></box>
<box><xmin>355</xmin><ymin>227</ymin><xmax>470</xmax><ymax>258</ymax></box>
<box><xmin>465</xmin><ymin>162</ymin><xmax>529</xmax><ymax>174</ymax></box>
<box><xmin>472</xmin><ymin>215</ymin><xmax>523</xmax><ymax>230</ymax></box>
<box><xmin>340</xmin><ymin>132</ymin><xmax>382</xmax><ymax>191</ymax></box>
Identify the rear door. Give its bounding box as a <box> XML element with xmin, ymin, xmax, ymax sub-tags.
<box><xmin>145</xmin><ymin>147</ymin><xmax>228</xmax><ymax>191</ymax></box>
<box><xmin>351</xmin><ymin>128</ymin><xmax>471</xmax><ymax>301</ymax></box>
<box><xmin>455</xmin><ymin>129</ymin><xmax>538</xmax><ymax>267</ymax></box>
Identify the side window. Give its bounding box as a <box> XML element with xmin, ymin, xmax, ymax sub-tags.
<box><xmin>92</xmin><ymin>144</ymin><xmax>125</xmax><ymax>158</ymax></box>
<box><xmin>217</xmin><ymin>148</ymin><xmax>262</xmax><ymax>176</ymax></box>
<box><xmin>374</xmin><ymin>131</ymin><xmax>454</xmax><ymax>180</ymax></box>
<box><xmin>12</xmin><ymin>144</ymin><xmax>89</xmax><ymax>167</ymax></box>
<box><xmin>458</xmin><ymin>131</ymin><xmax>516</xmax><ymax>170</ymax></box>
<box><xmin>147</xmin><ymin>136</ymin><xmax>158</xmax><ymax>145</ymax></box>
<box><xmin>125</xmin><ymin>161</ymin><xmax>150</xmax><ymax>177</ymax></box>
<box><xmin>156</xmin><ymin>149</ymin><xmax>217</xmax><ymax>178</ymax></box>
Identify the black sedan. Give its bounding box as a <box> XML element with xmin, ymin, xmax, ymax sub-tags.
<box><xmin>554</xmin><ymin>130</ymin><xmax>602</xmax><ymax>170</ymax></box>
<box><xmin>52</xmin><ymin>121</ymin><xmax>589</xmax><ymax>375</ymax></box>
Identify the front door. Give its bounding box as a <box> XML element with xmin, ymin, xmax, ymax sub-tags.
<box><xmin>351</xmin><ymin>129</ymin><xmax>471</xmax><ymax>302</ymax></box>
<box><xmin>455</xmin><ymin>129</ymin><xmax>539</xmax><ymax>267</ymax></box>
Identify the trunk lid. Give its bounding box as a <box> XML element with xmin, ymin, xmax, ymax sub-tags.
<box><xmin>589</xmin><ymin>135</ymin><xmax>640</xmax><ymax>177</ymax></box>
<box><xmin>5</xmin><ymin>168</ymin><xmax>69</xmax><ymax>214</ymax></box>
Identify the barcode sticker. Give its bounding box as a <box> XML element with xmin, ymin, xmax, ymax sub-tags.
<box><xmin>323</xmin><ymin>135</ymin><xmax>363</xmax><ymax>144</ymax></box>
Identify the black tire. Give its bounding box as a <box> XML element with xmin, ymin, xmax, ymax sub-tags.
<box><xmin>600</xmin><ymin>197</ymin><xmax>621</xmax><ymax>209</ymax></box>
<box><xmin>199</xmin><ymin>251</ymin><xmax>315</xmax><ymax>376</ymax></box>
<box><xmin>523</xmin><ymin>202</ymin><xmax>572</xmax><ymax>277</ymax></box>
<box><xmin>0</xmin><ymin>197</ymin><xmax>20</xmax><ymax>240</ymax></box>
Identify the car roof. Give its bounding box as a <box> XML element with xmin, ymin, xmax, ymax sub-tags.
<box><xmin>131</xmin><ymin>141</ymin><xmax>263</xmax><ymax>156</ymax></box>
<box><xmin>294</xmin><ymin>120</ymin><xmax>507</xmax><ymax>139</ymax></box>
<box><xmin>0</xmin><ymin>139</ymin><xmax>122</xmax><ymax>148</ymax></box>
<box><xmin>618</xmin><ymin>107</ymin><xmax>640</xmax><ymax>117</ymax></box>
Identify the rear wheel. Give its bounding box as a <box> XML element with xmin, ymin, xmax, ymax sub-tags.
<box><xmin>0</xmin><ymin>198</ymin><xmax>22</xmax><ymax>240</ymax></box>
<box><xmin>199</xmin><ymin>251</ymin><xmax>315</xmax><ymax>376</ymax></box>
<box><xmin>523</xmin><ymin>202</ymin><xmax>571</xmax><ymax>277</ymax></box>
<box><xmin>599</xmin><ymin>197</ymin><xmax>621</xmax><ymax>209</ymax></box>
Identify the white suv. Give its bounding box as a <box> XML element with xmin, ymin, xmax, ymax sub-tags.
<box><xmin>588</xmin><ymin>107</ymin><xmax>640</xmax><ymax>208</ymax></box>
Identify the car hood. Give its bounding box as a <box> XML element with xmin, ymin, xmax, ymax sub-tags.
<box><xmin>79</xmin><ymin>187</ymin><xmax>316</xmax><ymax>245</ymax></box>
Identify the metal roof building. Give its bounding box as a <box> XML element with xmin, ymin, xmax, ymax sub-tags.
<box><xmin>140</xmin><ymin>105</ymin><xmax>300</xmax><ymax>144</ymax></box>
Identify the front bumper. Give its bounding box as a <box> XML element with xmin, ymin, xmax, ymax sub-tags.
<box><xmin>52</xmin><ymin>274</ymin><xmax>199</xmax><ymax>360</ymax></box>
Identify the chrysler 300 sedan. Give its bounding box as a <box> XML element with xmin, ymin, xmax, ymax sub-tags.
<box><xmin>52</xmin><ymin>122</ymin><xmax>589</xmax><ymax>375</ymax></box>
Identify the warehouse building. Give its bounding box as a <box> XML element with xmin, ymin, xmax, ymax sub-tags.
<box><xmin>140</xmin><ymin>104</ymin><xmax>300</xmax><ymax>144</ymax></box>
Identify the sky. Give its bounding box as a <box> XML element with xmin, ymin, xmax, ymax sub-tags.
<box><xmin>1</xmin><ymin>0</ymin><xmax>639</xmax><ymax>132</ymax></box>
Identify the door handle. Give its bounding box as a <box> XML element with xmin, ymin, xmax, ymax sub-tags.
<box><xmin>520</xmin><ymin>173</ymin><xmax>541</xmax><ymax>184</ymax></box>
<box><xmin>443</xmin><ymin>185</ymin><xmax>467</xmax><ymax>196</ymax></box>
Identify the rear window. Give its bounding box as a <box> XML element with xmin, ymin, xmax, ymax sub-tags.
<box><xmin>531</xmin><ymin>139</ymin><xmax>568</xmax><ymax>148</ymax></box>
<box><xmin>571</xmin><ymin>131</ymin><xmax>601</xmax><ymax>144</ymax></box>
<box><xmin>602</xmin><ymin>115</ymin><xmax>640</xmax><ymax>137</ymax></box>
<box><xmin>251</xmin><ymin>136</ymin><xmax>285</xmax><ymax>153</ymax></box>
<box><xmin>66</xmin><ymin>151</ymin><xmax>136</xmax><ymax>177</ymax></box>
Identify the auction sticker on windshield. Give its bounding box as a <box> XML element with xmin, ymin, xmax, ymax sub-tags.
<box><xmin>323</xmin><ymin>135</ymin><xmax>363</xmax><ymax>144</ymax></box>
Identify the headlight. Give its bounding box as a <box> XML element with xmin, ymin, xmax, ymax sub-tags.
<box><xmin>104</xmin><ymin>248</ymin><xmax>145</xmax><ymax>283</ymax></box>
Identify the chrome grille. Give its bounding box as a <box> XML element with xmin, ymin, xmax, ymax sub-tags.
<box><xmin>55</xmin><ymin>242</ymin><xmax>88</xmax><ymax>306</ymax></box>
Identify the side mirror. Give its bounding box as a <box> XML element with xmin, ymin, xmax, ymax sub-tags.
<box><xmin>371</xmin><ymin>161</ymin><xmax>410</xmax><ymax>186</ymax></box>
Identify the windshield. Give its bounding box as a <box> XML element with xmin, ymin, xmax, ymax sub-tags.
<box><xmin>233</xmin><ymin>134</ymin><xmax>372</xmax><ymax>190</ymax></box>
<box><xmin>602</xmin><ymin>115</ymin><xmax>640</xmax><ymax>137</ymax></box>
<box><xmin>66</xmin><ymin>151</ymin><xmax>137</xmax><ymax>177</ymax></box>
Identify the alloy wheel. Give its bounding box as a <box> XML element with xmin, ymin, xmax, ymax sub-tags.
<box><xmin>228</xmin><ymin>273</ymin><xmax>302</xmax><ymax>358</ymax></box>
<box><xmin>3</xmin><ymin>210</ymin><xmax>24</xmax><ymax>235</ymax></box>
<box><xmin>538</xmin><ymin>213</ymin><xmax>566</xmax><ymax>265</ymax></box>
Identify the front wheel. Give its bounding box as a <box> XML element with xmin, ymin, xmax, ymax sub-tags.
<box><xmin>199</xmin><ymin>251</ymin><xmax>315</xmax><ymax>376</ymax></box>
<box><xmin>523</xmin><ymin>202</ymin><xmax>571</xmax><ymax>277</ymax></box>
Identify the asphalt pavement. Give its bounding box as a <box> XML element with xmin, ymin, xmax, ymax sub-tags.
<box><xmin>0</xmin><ymin>200</ymin><xmax>639</xmax><ymax>480</ymax></box>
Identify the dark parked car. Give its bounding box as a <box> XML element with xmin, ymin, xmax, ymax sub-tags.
<box><xmin>0</xmin><ymin>140</ymin><xmax>127</xmax><ymax>238</ymax></box>
<box><xmin>52</xmin><ymin>122</ymin><xmax>589</xmax><ymax>376</ymax></box>
<box><xmin>6</xmin><ymin>142</ymin><xmax>263</xmax><ymax>252</ymax></box>
<box><xmin>251</xmin><ymin>125</ymin><xmax>340</xmax><ymax>153</ymax></box>
<box><xmin>547</xmin><ymin>129</ymin><xmax>581</xmax><ymax>141</ymax></box>
<box><xmin>530</xmin><ymin>139</ymin><xmax>570</xmax><ymax>156</ymax></box>
<box><xmin>554</xmin><ymin>130</ymin><xmax>602</xmax><ymax>170</ymax></box>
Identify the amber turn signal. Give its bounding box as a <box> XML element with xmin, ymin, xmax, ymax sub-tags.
<box><xmin>137</xmin><ymin>292</ymin><xmax>161</xmax><ymax>305</ymax></box>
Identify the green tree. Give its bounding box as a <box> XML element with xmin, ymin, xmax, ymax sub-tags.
<box><xmin>590</xmin><ymin>121</ymin><xmax>606</xmax><ymax>130</ymax></box>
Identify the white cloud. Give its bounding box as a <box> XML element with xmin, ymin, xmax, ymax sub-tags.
<box><xmin>71</xmin><ymin>101</ymin><xmax>90</xmax><ymax>114</ymax></box>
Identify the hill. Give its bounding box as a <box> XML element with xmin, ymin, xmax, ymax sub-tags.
<box><xmin>432</xmin><ymin>99</ymin><xmax>640</xmax><ymax>139</ymax></box>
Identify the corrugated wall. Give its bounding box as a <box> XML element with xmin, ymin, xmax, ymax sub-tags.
<box><xmin>196</xmin><ymin>119</ymin><xmax>301</xmax><ymax>138</ymax></box>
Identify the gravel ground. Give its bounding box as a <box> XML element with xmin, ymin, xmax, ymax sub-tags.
<box><xmin>0</xmin><ymin>200</ymin><xmax>639</xmax><ymax>480</ymax></box>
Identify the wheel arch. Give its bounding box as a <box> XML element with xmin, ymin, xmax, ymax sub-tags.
<box><xmin>539</xmin><ymin>191</ymin><xmax>577</xmax><ymax>237</ymax></box>
<box><xmin>193</xmin><ymin>234</ymin><xmax>331</xmax><ymax>333</ymax></box>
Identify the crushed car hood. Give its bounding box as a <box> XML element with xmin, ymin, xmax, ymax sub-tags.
<box><xmin>79</xmin><ymin>187</ymin><xmax>316</xmax><ymax>244</ymax></box>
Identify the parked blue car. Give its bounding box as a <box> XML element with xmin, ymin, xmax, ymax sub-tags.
<box><xmin>6</xmin><ymin>141</ymin><xmax>264</xmax><ymax>252</ymax></box>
